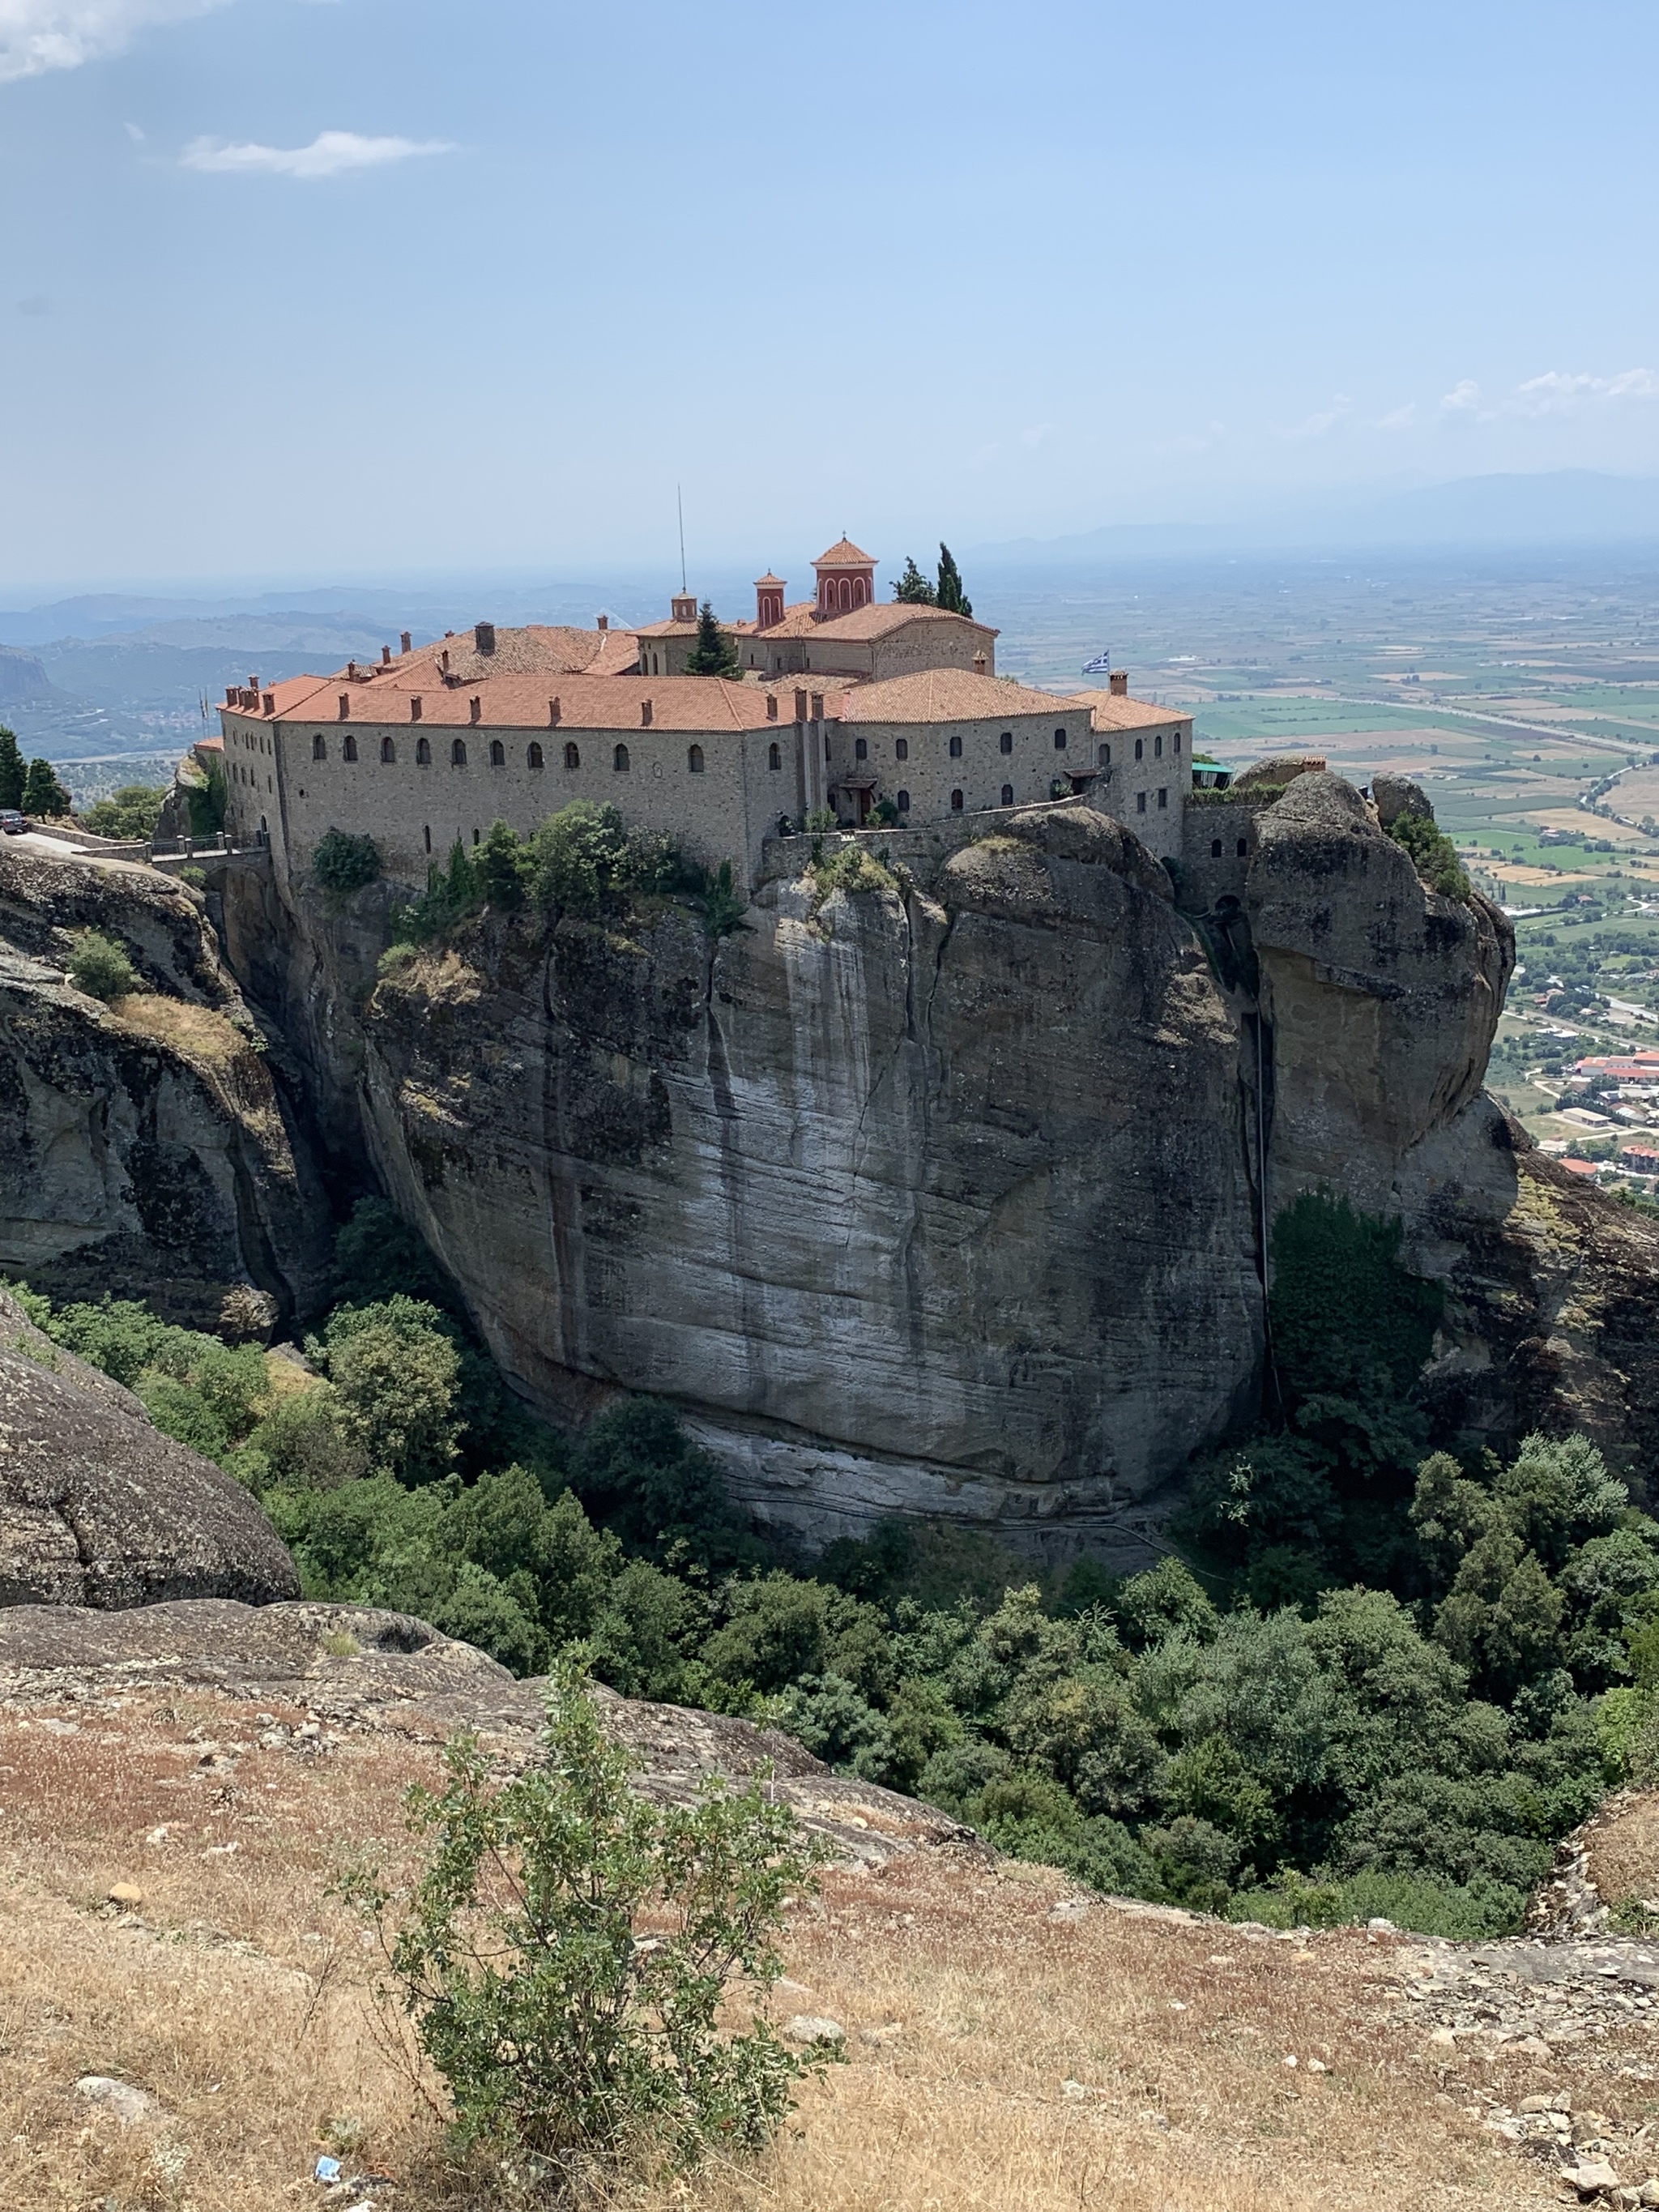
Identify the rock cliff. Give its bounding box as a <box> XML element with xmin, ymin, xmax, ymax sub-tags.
<box><xmin>1233</xmin><ymin>771</ymin><xmax>1659</xmax><ymax>1483</ymax></box>
<box><xmin>215</xmin><ymin>784</ymin><xmax>1659</xmax><ymax>1546</ymax></box>
<box><xmin>0</xmin><ymin>1285</ymin><xmax>299</xmax><ymax>1607</ymax></box>
<box><xmin>0</xmin><ymin>843</ymin><xmax>331</xmax><ymax>1328</ymax></box>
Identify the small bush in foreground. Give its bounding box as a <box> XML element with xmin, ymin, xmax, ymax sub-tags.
<box><xmin>66</xmin><ymin>930</ymin><xmax>137</xmax><ymax>1001</ymax></box>
<box><xmin>342</xmin><ymin>1660</ymin><xmax>833</xmax><ymax>2193</ymax></box>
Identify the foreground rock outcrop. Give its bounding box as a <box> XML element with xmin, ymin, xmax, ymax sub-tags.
<box><xmin>0</xmin><ymin>1287</ymin><xmax>298</xmax><ymax>1608</ymax></box>
<box><xmin>0</xmin><ymin>1595</ymin><xmax>970</xmax><ymax>1863</ymax></box>
<box><xmin>0</xmin><ymin>842</ymin><xmax>331</xmax><ymax>1329</ymax></box>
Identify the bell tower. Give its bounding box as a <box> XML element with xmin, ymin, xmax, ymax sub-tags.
<box><xmin>754</xmin><ymin>572</ymin><xmax>786</xmax><ymax>630</ymax></box>
<box><xmin>812</xmin><ymin>536</ymin><xmax>877</xmax><ymax>617</ymax></box>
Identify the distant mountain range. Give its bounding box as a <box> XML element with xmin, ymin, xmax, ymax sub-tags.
<box><xmin>970</xmin><ymin>470</ymin><xmax>1659</xmax><ymax>566</ymax></box>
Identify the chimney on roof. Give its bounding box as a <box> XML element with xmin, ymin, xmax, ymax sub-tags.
<box><xmin>249</xmin><ymin>675</ymin><xmax>259</xmax><ymax>691</ymax></box>
<box><xmin>400</xmin><ymin>630</ymin><xmax>412</xmax><ymax>655</ymax></box>
<box><xmin>469</xmin><ymin>696</ymin><xmax>482</xmax><ymax>724</ymax></box>
<box><xmin>1108</xmin><ymin>668</ymin><xmax>1128</xmax><ymax>696</ymax></box>
<box><xmin>411</xmin><ymin>697</ymin><xmax>423</xmax><ymax>722</ymax></box>
<box><xmin>641</xmin><ymin>699</ymin><xmax>653</xmax><ymax>727</ymax></box>
<box><xmin>381</xmin><ymin>644</ymin><xmax>391</xmax><ymax>666</ymax></box>
<box><xmin>549</xmin><ymin>697</ymin><xmax>561</xmax><ymax>726</ymax></box>
<box><xmin>262</xmin><ymin>692</ymin><xmax>275</xmax><ymax>716</ymax></box>
<box><xmin>973</xmin><ymin>651</ymin><xmax>987</xmax><ymax>675</ymax></box>
<box><xmin>766</xmin><ymin>694</ymin><xmax>778</xmax><ymax>721</ymax></box>
<box><xmin>794</xmin><ymin>688</ymin><xmax>808</xmax><ymax>723</ymax></box>
<box><xmin>810</xmin><ymin>692</ymin><xmax>824</xmax><ymax>722</ymax></box>
<box><xmin>440</xmin><ymin>649</ymin><xmax>450</xmax><ymax>674</ymax></box>
<box><xmin>338</xmin><ymin>694</ymin><xmax>351</xmax><ymax>720</ymax></box>
<box><xmin>348</xmin><ymin>660</ymin><xmax>358</xmax><ymax>681</ymax></box>
<box><xmin>475</xmin><ymin>621</ymin><xmax>496</xmax><ymax>655</ymax></box>
<box><xmin>225</xmin><ymin>686</ymin><xmax>237</xmax><ymax>705</ymax></box>
<box><xmin>597</xmin><ymin>613</ymin><xmax>609</xmax><ymax>632</ymax></box>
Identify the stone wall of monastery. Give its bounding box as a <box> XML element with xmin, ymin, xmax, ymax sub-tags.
<box><xmin>223</xmin><ymin>707</ymin><xmax>814</xmax><ymax>893</ymax></box>
<box><xmin>828</xmin><ymin>705</ymin><xmax>1098</xmax><ymax>828</ymax></box>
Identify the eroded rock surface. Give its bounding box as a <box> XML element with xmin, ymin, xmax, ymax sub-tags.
<box><xmin>316</xmin><ymin>806</ymin><xmax>1261</xmax><ymax>1561</ymax></box>
<box><xmin>0</xmin><ymin>1595</ymin><xmax>975</xmax><ymax>1864</ymax></box>
<box><xmin>0</xmin><ymin>1286</ymin><xmax>299</xmax><ymax>1607</ymax></box>
<box><xmin>0</xmin><ymin>842</ymin><xmax>331</xmax><ymax>1327</ymax></box>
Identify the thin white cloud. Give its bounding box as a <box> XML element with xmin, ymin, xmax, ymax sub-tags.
<box><xmin>181</xmin><ymin>129</ymin><xmax>455</xmax><ymax>178</ymax></box>
<box><xmin>1376</xmin><ymin>403</ymin><xmax>1416</xmax><ymax>432</ymax></box>
<box><xmin>1439</xmin><ymin>368</ymin><xmax>1659</xmax><ymax>423</ymax></box>
<box><xmin>1440</xmin><ymin>378</ymin><xmax>1488</xmax><ymax>416</ymax></box>
<box><xmin>1281</xmin><ymin>394</ymin><xmax>1350</xmax><ymax>441</ymax></box>
<box><xmin>0</xmin><ymin>0</ymin><xmax>226</xmax><ymax>83</ymax></box>
<box><xmin>1515</xmin><ymin>366</ymin><xmax>1659</xmax><ymax>415</ymax></box>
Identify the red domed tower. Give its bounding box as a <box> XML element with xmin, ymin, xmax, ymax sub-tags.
<box><xmin>754</xmin><ymin>572</ymin><xmax>786</xmax><ymax>630</ymax></box>
<box><xmin>812</xmin><ymin>536</ymin><xmax>876</xmax><ymax>617</ymax></box>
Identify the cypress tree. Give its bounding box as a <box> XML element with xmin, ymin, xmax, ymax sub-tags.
<box><xmin>684</xmin><ymin>600</ymin><xmax>739</xmax><ymax>678</ymax></box>
<box><xmin>21</xmin><ymin>758</ymin><xmax>70</xmax><ymax>817</ymax></box>
<box><xmin>0</xmin><ymin>727</ymin><xmax>23</xmax><ymax>810</ymax></box>
<box><xmin>477</xmin><ymin>820</ymin><xmax>527</xmax><ymax>911</ymax></box>
<box><xmin>935</xmin><ymin>544</ymin><xmax>971</xmax><ymax>617</ymax></box>
<box><xmin>893</xmin><ymin>557</ymin><xmax>936</xmax><ymax>605</ymax></box>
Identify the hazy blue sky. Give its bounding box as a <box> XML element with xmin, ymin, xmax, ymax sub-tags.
<box><xmin>6</xmin><ymin>0</ymin><xmax>1659</xmax><ymax>592</ymax></box>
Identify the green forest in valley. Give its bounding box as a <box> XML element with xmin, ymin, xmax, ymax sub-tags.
<box><xmin>15</xmin><ymin>1179</ymin><xmax>1659</xmax><ymax>1944</ymax></box>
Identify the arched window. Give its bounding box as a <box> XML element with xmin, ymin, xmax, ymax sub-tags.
<box><xmin>416</xmin><ymin>737</ymin><xmax>432</xmax><ymax>766</ymax></box>
<box><xmin>473</xmin><ymin>827</ymin><xmax>480</xmax><ymax>843</ymax></box>
<box><xmin>854</xmin><ymin>737</ymin><xmax>868</xmax><ymax>761</ymax></box>
<box><xmin>1098</xmin><ymin>741</ymin><xmax>1111</xmax><ymax>767</ymax></box>
<box><xmin>1000</xmin><ymin>731</ymin><xmax>1013</xmax><ymax>754</ymax></box>
<box><xmin>312</xmin><ymin>732</ymin><xmax>326</xmax><ymax>761</ymax></box>
<box><xmin>527</xmin><ymin>742</ymin><xmax>544</xmax><ymax>769</ymax></box>
<box><xmin>613</xmin><ymin>743</ymin><xmax>629</xmax><ymax>772</ymax></box>
<box><xmin>1174</xmin><ymin>731</ymin><xmax>1183</xmax><ymax>754</ymax></box>
<box><xmin>381</xmin><ymin>736</ymin><xmax>396</xmax><ymax>763</ymax></box>
<box><xmin>650</xmin><ymin>652</ymin><xmax>659</xmax><ymax>675</ymax></box>
<box><xmin>838</xmin><ymin>577</ymin><xmax>851</xmax><ymax>610</ymax></box>
<box><xmin>1001</xmin><ymin>783</ymin><xmax>1014</xmax><ymax>806</ymax></box>
<box><xmin>949</xmin><ymin>733</ymin><xmax>962</xmax><ymax>758</ymax></box>
<box><xmin>1211</xmin><ymin>838</ymin><xmax>1223</xmax><ymax>858</ymax></box>
<box><xmin>1134</xmin><ymin>737</ymin><xmax>1144</xmax><ymax>762</ymax></box>
<box><xmin>451</xmin><ymin>738</ymin><xmax>467</xmax><ymax>766</ymax></box>
<box><xmin>688</xmin><ymin>745</ymin><xmax>705</xmax><ymax>774</ymax></box>
<box><xmin>895</xmin><ymin>737</ymin><xmax>909</xmax><ymax>761</ymax></box>
<box><xmin>489</xmin><ymin>738</ymin><xmax>505</xmax><ymax>767</ymax></box>
<box><xmin>896</xmin><ymin>788</ymin><xmax>911</xmax><ymax>812</ymax></box>
<box><xmin>1054</xmin><ymin>728</ymin><xmax>1068</xmax><ymax>750</ymax></box>
<box><xmin>950</xmin><ymin>788</ymin><xmax>964</xmax><ymax>812</ymax></box>
<box><xmin>853</xmin><ymin>577</ymin><xmax>866</xmax><ymax>606</ymax></box>
<box><xmin>424</xmin><ymin>825</ymin><xmax>432</xmax><ymax>853</ymax></box>
<box><xmin>1237</xmin><ymin>838</ymin><xmax>1248</xmax><ymax>857</ymax></box>
<box><xmin>342</xmin><ymin>732</ymin><xmax>358</xmax><ymax>762</ymax></box>
<box><xmin>564</xmin><ymin>741</ymin><xmax>580</xmax><ymax>770</ymax></box>
<box><xmin>1154</xmin><ymin>733</ymin><xmax>1163</xmax><ymax>758</ymax></box>
<box><xmin>767</xmin><ymin>741</ymin><xmax>780</xmax><ymax>771</ymax></box>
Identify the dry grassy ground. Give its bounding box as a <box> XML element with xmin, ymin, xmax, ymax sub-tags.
<box><xmin>0</xmin><ymin>1693</ymin><xmax>1630</xmax><ymax>2210</ymax></box>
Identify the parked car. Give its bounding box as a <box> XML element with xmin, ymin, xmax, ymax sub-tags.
<box><xmin>0</xmin><ymin>810</ymin><xmax>24</xmax><ymax>835</ymax></box>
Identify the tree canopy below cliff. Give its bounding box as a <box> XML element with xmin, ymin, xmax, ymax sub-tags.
<box><xmin>15</xmin><ymin>1185</ymin><xmax>1659</xmax><ymax>1943</ymax></box>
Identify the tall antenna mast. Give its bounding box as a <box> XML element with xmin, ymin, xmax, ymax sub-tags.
<box><xmin>677</xmin><ymin>485</ymin><xmax>687</xmax><ymax>594</ymax></box>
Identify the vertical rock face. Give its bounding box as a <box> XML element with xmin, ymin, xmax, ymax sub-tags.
<box><xmin>1244</xmin><ymin>771</ymin><xmax>1514</xmax><ymax>1206</ymax></box>
<box><xmin>1239</xmin><ymin>771</ymin><xmax>1659</xmax><ymax>1484</ymax></box>
<box><xmin>352</xmin><ymin>809</ymin><xmax>1264</xmax><ymax>1557</ymax></box>
<box><xmin>0</xmin><ymin>845</ymin><xmax>331</xmax><ymax>1327</ymax></box>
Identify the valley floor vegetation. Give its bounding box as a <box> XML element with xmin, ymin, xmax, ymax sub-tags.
<box><xmin>12</xmin><ymin>1187</ymin><xmax>1659</xmax><ymax>1943</ymax></box>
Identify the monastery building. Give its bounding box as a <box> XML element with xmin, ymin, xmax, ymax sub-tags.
<box><xmin>217</xmin><ymin>536</ymin><xmax>1192</xmax><ymax>894</ymax></box>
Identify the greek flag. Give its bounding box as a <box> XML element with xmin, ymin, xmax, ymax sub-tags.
<box><xmin>1081</xmin><ymin>649</ymin><xmax>1111</xmax><ymax>675</ymax></box>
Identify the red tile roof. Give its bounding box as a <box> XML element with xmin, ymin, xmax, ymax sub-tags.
<box><xmin>838</xmin><ymin>669</ymin><xmax>1085</xmax><ymax>725</ymax></box>
<box><xmin>814</xmin><ymin>536</ymin><xmax>876</xmax><ymax>567</ymax></box>
<box><xmin>1068</xmin><ymin>687</ymin><xmax>1191</xmax><ymax>733</ymax></box>
<box><xmin>258</xmin><ymin>673</ymin><xmax>782</xmax><ymax>734</ymax></box>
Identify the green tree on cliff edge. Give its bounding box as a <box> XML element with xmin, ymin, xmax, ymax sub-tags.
<box><xmin>936</xmin><ymin>544</ymin><xmax>972</xmax><ymax>617</ymax></box>
<box><xmin>0</xmin><ymin>728</ymin><xmax>23</xmax><ymax>809</ymax></box>
<box><xmin>684</xmin><ymin>601</ymin><xmax>739</xmax><ymax>678</ymax></box>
